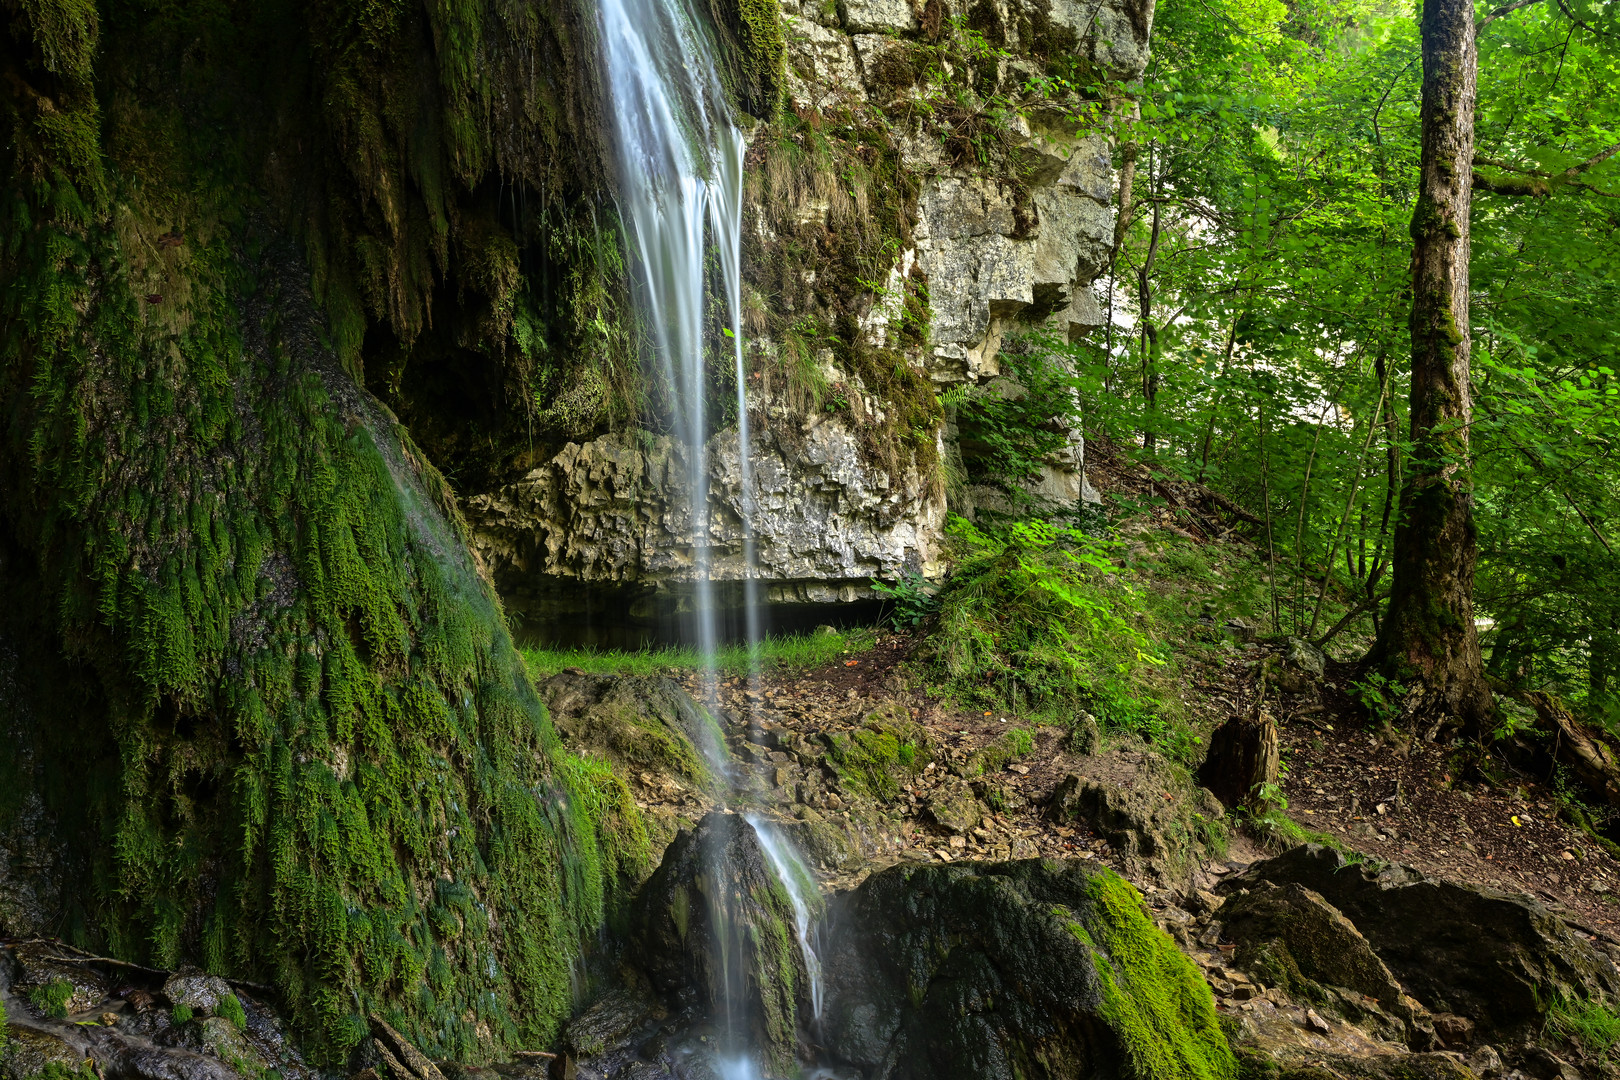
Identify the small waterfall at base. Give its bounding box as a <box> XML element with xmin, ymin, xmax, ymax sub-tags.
<box><xmin>747</xmin><ymin>814</ymin><xmax>826</xmax><ymax>1021</ymax></box>
<box><xmin>596</xmin><ymin>2</ymin><xmax>823</xmax><ymax>1077</ymax></box>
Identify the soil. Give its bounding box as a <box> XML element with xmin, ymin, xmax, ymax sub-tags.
<box><xmin>666</xmin><ymin>623</ymin><xmax>1620</xmax><ymax>946</ymax></box>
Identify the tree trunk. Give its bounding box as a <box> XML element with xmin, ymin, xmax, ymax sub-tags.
<box><xmin>1197</xmin><ymin>710</ymin><xmax>1280</xmax><ymax>810</ymax></box>
<box><xmin>1373</xmin><ymin>0</ymin><xmax>1493</xmax><ymax>734</ymax></box>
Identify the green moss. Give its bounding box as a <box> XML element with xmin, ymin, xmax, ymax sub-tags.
<box><xmin>966</xmin><ymin>726</ymin><xmax>1035</xmax><ymax>776</ymax></box>
<box><xmin>710</xmin><ymin>0</ymin><xmax>786</xmax><ymax>119</ymax></box>
<box><xmin>1074</xmin><ymin>872</ymin><xmax>1237</xmax><ymax>1080</ymax></box>
<box><xmin>0</xmin><ymin>164</ymin><xmax>647</xmax><ymax>1063</ymax></box>
<box><xmin>216</xmin><ymin>994</ymin><xmax>246</xmax><ymax>1029</ymax></box>
<box><xmin>824</xmin><ymin>707</ymin><xmax>929</xmax><ymax>800</ymax></box>
<box><xmin>26</xmin><ymin>981</ymin><xmax>74</xmax><ymax>1021</ymax></box>
<box><xmin>171</xmin><ymin>1004</ymin><xmax>195</xmax><ymax>1026</ymax></box>
<box><xmin>34</xmin><ymin>1063</ymin><xmax>99</xmax><ymax>1080</ymax></box>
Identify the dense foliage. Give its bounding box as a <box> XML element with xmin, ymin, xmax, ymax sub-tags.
<box><xmin>976</xmin><ymin>0</ymin><xmax>1620</xmax><ymax>725</ymax></box>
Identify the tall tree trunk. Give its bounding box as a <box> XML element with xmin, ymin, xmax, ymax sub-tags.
<box><xmin>1373</xmin><ymin>0</ymin><xmax>1494</xmax><ymax>734</ymax></box>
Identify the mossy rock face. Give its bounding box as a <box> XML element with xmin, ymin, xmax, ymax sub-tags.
<box><xmin>819</xmin><ymin>859</ymin><xmax>1236</xmax><ymax>1080</ymax></box>
<box><xmin>541</xmin><ymin>671</ymin><xmax>724</xmax><ymax>795</ymax></box>
<box><xmin>631</xmin><ymin>812</ymin><xmax>808</xmax><ymax>1077</ymax></box>
<box><xmin>1221</xmin><ymin>845</ymin><xmax>1620</xmax><ymax>1038</ymax></box>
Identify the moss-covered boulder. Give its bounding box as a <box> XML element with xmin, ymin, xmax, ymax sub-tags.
<box><xmin>819</xmin><ymin>859</ymin><xmax>1236</xmax><ymax>1080</ymax></box>
<box><xmin>631</xmin><ymin>812</ymin><xmax>809</xmax><ymax>1077</ymax></box>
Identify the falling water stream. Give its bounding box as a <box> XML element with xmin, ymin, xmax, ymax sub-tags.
<box><xmin>596</xmin><ymin>1</ymin><xmax>822</xmax><ymax>1076</ymax></box>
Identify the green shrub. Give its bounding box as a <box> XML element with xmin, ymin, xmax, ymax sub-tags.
<box><xmin>919</xmin><ymin>516</ymin><xmax>1189</xmax><ymax>756</ymax></box>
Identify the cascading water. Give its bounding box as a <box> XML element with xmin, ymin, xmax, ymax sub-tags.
<box><xmin>747</xmin><ymin>814</ymin><xmax>826</xmax><ymax>1020</ymax></box>
<box><xmin>596</xmin><ymin>2</ymin><xmax>822</xmax><ymax>1077</ymax></box>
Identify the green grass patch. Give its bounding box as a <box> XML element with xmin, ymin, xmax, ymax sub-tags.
<box><xmin>522</xmin><ymin>629</ymin><xmax>873</xmax><ymax>680</ymax></box>
<box><xmin>1545</xmin><ymin>996</ymin><xmax>1620</xmax><ymax>1060</ymax></box>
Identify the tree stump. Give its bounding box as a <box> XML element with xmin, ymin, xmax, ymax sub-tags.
<box><xmin>1197</xmin><ymin>710</ymin><xmax>1280</xmax><ymax>810</ymax></box>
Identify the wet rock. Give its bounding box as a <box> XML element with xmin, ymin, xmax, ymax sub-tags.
<box><xmin>631</xmin><ymin>813</ymin><xmax>809</xmax><ymax>1075</ymax></box>
<box><xmin>784</xmin><ymin>807</ymin><xmax>864</xmax><ymax>872</ymax></box>
<box><xmin>370</xmin><ymin>1017</ymin><xmax>448</xmax><ymax>1080</ymax></box>
<box><xmin>161</xmin><ymin>973</ymin><xmax>231</xmax><ymax>1016</ymax></box>
<box><xmin>562</xmin><ymin>988</ymin><xmax>665</xmax><ymax>1059</ymax></box>
<box><xmin>11</xmin><ymin>943</ymin><xmax>112</xmax><ymax>1016</ymax></box>
<box><xmin>1</xmin><ymin>1026</ymin><xmax>88</xmax><ymax>1080</ymax></box>
<box><xmin>541</xmin><ymin>672</ymin><xmax>722</xmax><ymax>793</ymax></box>
<box><xmin>924</xmin><ymin>778</ymin><xmax>981</xmax><ymax>834</ymax></box>
<box><xmin>819</xmin><ymin>859</ymin><xmax>1234</xmax><ymax>1080</ymax></box>
<box><xmin>1223</xmin><ymin>844</ymin><xmax>1620</xmax><ymax>1037</ymax></box>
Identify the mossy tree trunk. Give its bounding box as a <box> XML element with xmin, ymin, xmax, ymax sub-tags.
<box><xmin>1373</xmin><ymin>0</ymin><xmax>1493</xmax><ymax>736</ymax></box>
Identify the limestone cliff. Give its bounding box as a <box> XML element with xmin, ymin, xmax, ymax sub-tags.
<box><xmin>465</xmin><ymin>0</ymin><xmax>1151</xmax><ymax>623</ymax></box>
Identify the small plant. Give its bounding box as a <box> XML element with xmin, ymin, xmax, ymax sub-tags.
<box><xmin>28</xmin><ymin>979</ymin><xmax>74</xmax><ymax>1019</ymax></box>
<box><xmin>171</xmin><ymin>1003</ymin><xmax>194</xmax><ymax>1025</ymax></box>
<box><xmin>1349</xmin><ymin>672</ymin><xmax>1408</xmax><ymax>728</ymax></box>
<box><xmin>1493</xmin><ymin>696</ymin><xmax>1544</xmax><ymax>742</ymax></box>
<box><xmin>216</xmin><ymin>993</ymin><xmax>246</xmax><ymax>1029</ymax></box>
<box><xmin>871</xmin><ymin>570</ymin><xmax>939</xmax><ymax>628</ymax></box>
<box><xmin>1544</xmin><ymin>995</ymin><xmax>1620</xmax><ymax>1060</ymax></box>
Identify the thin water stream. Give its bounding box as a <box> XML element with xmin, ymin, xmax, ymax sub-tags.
<box><xmin>595</xmin><ymin>1</ymin><xmax>825</xmax><ymax>1076</ymax></box>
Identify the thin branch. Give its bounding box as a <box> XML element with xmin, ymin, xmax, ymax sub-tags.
<box><xmin>1371</xmin><ymin>58</ymin><xmax>1418</xmax><ymax>147</ymax></box>
<box><xmin>1478</xmin><ymin>0</ymin><xmax>1545</xmax><ymax>31</ymax></box>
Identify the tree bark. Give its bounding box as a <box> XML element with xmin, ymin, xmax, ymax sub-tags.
<box><xmin>1373</xmin><ymin>0</ymin><xmax>1494</xmax><ymax>734</ymax></box>
<box><xmin>1197</xmin><ymin>710</ymin><xmax>1280</xmax><ymax>810</ymax></box>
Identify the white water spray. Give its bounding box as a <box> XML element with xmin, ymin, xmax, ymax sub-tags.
<box><xmin>748</xmin><ymin>814</ymin><xmax>826</xmax><ymax>1019</ymax></box>
<box><xmin>597</xmin><ymin>2</ymin><xmax>822</xmax><ymax>1077</ymax></box>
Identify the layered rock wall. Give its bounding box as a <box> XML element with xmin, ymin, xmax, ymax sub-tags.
<box><xmin>466</xmin><ymin>0</ymin><xmax>1153</xmax><ymax>618</ymax></box>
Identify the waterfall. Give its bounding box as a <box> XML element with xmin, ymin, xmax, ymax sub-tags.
<box><xmin>596</xmin><ymin>1</ymin><xmax>820</xmax><ymax>1076</ymax></box>
<box><xmin>747</xmin><ymin>814</ymin><xmax>826</xmax><ymax>1020</ymax></box>
<box><xmin>596</xmin><ymin>0</ymin><xmax>749</xmax><ymax>669</ymax></box>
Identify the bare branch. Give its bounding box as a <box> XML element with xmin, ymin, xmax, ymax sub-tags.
<box><xmin>1478</xmin><ymin>0</ymin><xmax>1545</xmax><ymax>31</ymax></box>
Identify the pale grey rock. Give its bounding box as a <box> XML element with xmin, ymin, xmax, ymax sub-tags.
<box><xmin>778</xmin><ymin>0</ymin><xmax>843</xmax><ymax>27</ymax></box>
<box><xmin>784</xmin><ymin>18</ymin><xmax>863</xmax><ymax>111</ymax></box>
<box><xmin>465</xmin><ymin>415</ymin><xmax>945</xmax><ymax>615</ymax></box>
<box><xmin>1042</xmin><ymin>0</ymin><xmax>1155</xmax><ymax>79</ymax></box>
<box><xmin>840</xmin><ymin>0</ymin><xmax>918</xmax><ymax>32</ymax></box>
<box><xmin>163</xmin><ymin>972</ymin><xmax>233</xmax><ymax>1015</ymax></box>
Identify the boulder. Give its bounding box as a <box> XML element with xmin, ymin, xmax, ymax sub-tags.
<box><xmin>631</xmin><ymin>813</ymin><xmax>810</xmax><ymax>1076</ymax></box>
<box><xmin>818</xmin><ymin>859</ymin><xmax>1235</xmax><ymax>1080</ymax></box>
<box><xmin>1221</xmin><ymin>845</ymin><xmax>1620</xmax><ymax>1036</ymax></box>
<box><xmin>541</xmin><ymin>671</ymin><xmax>724</xmax><ymax>793</ymax></box>
<box><xmin>1048</xmin><ymin>750</ymin><xmax>1226</xmax><ymax>884</ymax></box>
<box><xmin>1220</xmin><ymin>881</ymin><xmax>1434</xmax><ymax>1047</ymax></box>
<box><xmin>161</xmin><ymin>973</ymin><xmax>232</xmax><ymax>1016</ymax></box>
<box><xmin>1284</xmin><ymin>638</ymin><xmax>1326</xmax><ymax>679</ymax></box>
